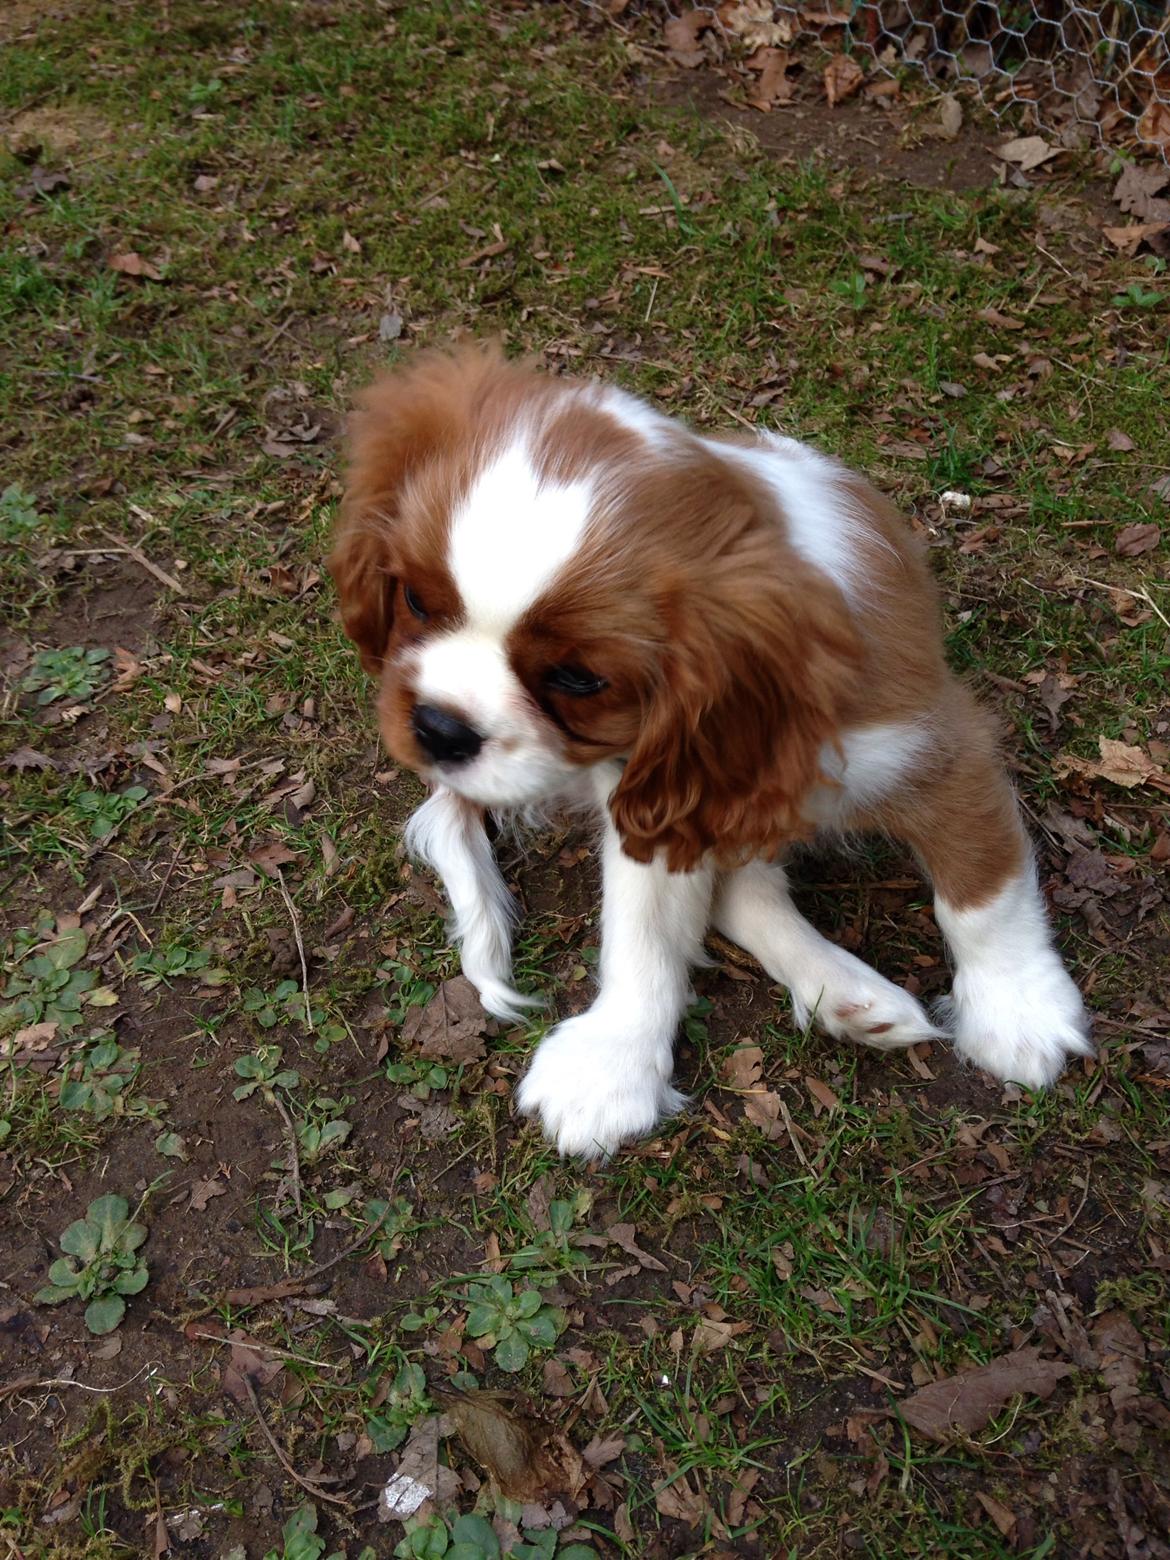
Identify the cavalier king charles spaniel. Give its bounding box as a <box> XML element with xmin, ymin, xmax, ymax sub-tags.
<box><xmin>330</xmin><ymin>345</ymin><xmax>1091</xmax><ymax>1157</ymax></box>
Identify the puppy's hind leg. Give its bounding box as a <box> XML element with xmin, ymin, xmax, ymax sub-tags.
<box><xmin>404</xmin><ymin>788</ymin><xmax>536</xmax><ymax>1023</ymax></box>
<box><xmin>869</xmin><ymin>692</ymin><xmax>1092</xmax><ymax>1089</ymax></box>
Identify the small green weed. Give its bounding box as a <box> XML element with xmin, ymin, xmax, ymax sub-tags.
<box><xmin>58</xmin><ymin>1031</ymin><xmax>141</xmax><ymax>1120</ymax></box>
<box><xmin>463</xmin><ymin>1276</ymin><xmax>566</xmax><ymax>1373</ymax></box>
<box><xmin>21</xmin><ymin>646</ymin><xmax>110</xmax><ymax>706</ymax></box>
<box><xmin>1</xmin><ymin>915</ymin><xmax>115</xmax><ymax>1037</ymax></box>
<box><xmin>361</xmin><ymin>1195</ymin><xmax>418</xmax><ymax>1258</ymax></box>
<box><xmin>233</xmin><ymin>1044</ymin><xmax>300</xmax><ymax>1100</ymax></box>
<box><xmin>296</xmin><ymin>1095</ymin><xmax>353</xmax><ymax>1163</ymax></box>
<box><xmin>396</xmin><ymin>1513</ymin><xmax>598</xmax><ymax>1560</ymax></box>
<box><xmin>1111</xmin><ymin>281</ymin><xmax>1162</xmax><ymax>309</ymax></box>
<box><xmin>386</xmin><ymin>1054</ymin><xmax>450</xmax><ymax>1100</ymax></box>
<box><xmin>0</xmin><ymin>482</ymin><xmax>41</xmax><ymax>542</ymax></box>
<box><xmin>261</xmin><ymin>1503</ymin><xmax>370</xmax><ymax>1560</ymax></box>
<box><xmin>242</xmin><ymin>980</ymin><xmax>346</xmax><ymax>1050</ymax></box>
<box><xmin>34</xmin><ymin>1193</ymin><xmax>150</xmax><ymax>1334</ymax></box>
<box><xmin>72</xmin><ymin>785</ymin><xmax>148</xmax><ymax>840</ymax></box>
<box><xmin>132</xmin><ymin>943</ymin><xmax>227</xmax><ymax>990</ymax></box>
<box><xmin>365</xmin><ymin>1361</ymin><xmax>431</xmax><ymax>1452</ymax></box>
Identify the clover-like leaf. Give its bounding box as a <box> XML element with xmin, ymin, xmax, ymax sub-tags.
<box><xmin>449</xmin><ymin>1514</ymin><xmax>500</xmax><ymax>1559</ymax></box>
<box><xmin>60</xmin><ymin>1217</ymin><xmax>100</xmax><ymax>1263</ymax></box>
<box><xmin>493</xmin><ymin>1331</ymin><xmax>530</xmax><ymax>1373</ymax></box>
<box><xmin>88</xmin><ymin>1195</ymin><xmax>131</xmax><ymax>1248</ymax></box>
<box><xmin>45</xmin><ymin>924</ymin><xmax>87</xmax><ymax>972</ymax></box>
<box><xmin>519</xmin><ymin>1312</ymin><xmax>560</xmax><ymax>1348</ymax></box>
<box><xmin>84</xmin><ymin>1294</ymin><xmax>126</xmax><ymax>1335</ymax></box>
<box><xmin>114</xmin><ymin>1266</ymin><xmax>149</xmax><ymax>1295</ymax></box>
<box><xmin>34</xmin><ymin>1283</ymin><xmax>79</xmax><ymax>1306</ymax></box>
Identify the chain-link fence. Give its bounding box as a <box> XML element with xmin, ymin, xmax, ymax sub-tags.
<box><xmin>651</xmin><ymin>2</ymin><xmax>1170</xmax><ymax>165</ymax></box>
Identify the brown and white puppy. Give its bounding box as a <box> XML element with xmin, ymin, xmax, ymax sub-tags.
<box><xmin>330</xmin><ymin>345</ymin><xmax>1091</xmax><ymax>1156</ymax></box>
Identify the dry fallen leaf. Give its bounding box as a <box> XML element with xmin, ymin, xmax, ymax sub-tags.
<box><xmin>1113</xmin><ymin>163</ymin><xmax>1170</xmax><ymax>224</ymax></box>
<box><xmin>1138</xmin><ymin>98</ymin><xmax>1170</xmax><ymax>154</ymax></box>
<box><xmin>9</xmin><ymin>1021</ymin><xmax>59</xmax><ymax>1054</ymax></box>
<box><xmin>401</xmin><ymin>976</ymin><xmax>488</xmax><ymax>1064</ymax></box>
<box><xmin>995</xmin><ymin>135</ymin><xmax>1059</xmax><ymax>172</ymax></box>
<box><xmin>379</xmin><ymin>1416</ymin><xmax>460</xmax><ymax>1522</ymax></box>
<box><xmin>189</xmin><ymin>1177</ymin><xmax>228</xmax><ymax>1211</ymax></box>
<box><xmin>110</xmin><ymin>250</ymin><xmax>163</xmax><ymax>281</ymax></box>
<box><xmin>1103</xmin><ymin>221</ymin><xmax>1169</xmax><ymax>257</ymax></box>
<box><xmin>937</xmin><ymin>93</ymin><xmax>963</xmax><ymax>141</ymax></box>
<box><xmin>654</xmin><ymin>1471</ymin><xmax>709</xmax><ymax>1525</ymax></box>
<box><xmin>5</xmin><ymin>746</ymin><xmax>55</xmax><ymax>772</ymax></box>
<box><xmin>693</xmin><ymin>1316</ymin><xmax>751</xmax><ymax>1353</ymax></box>
<box><xmin>976</xmin><ymin>1491</ymin><xmax>1017</xmax><ymax>1538</ymax></box>
<box><xmin>436</xmin><ymin>1389</ymin><xmax>585</xmax><ymax>1503</ymax></box>
<box><xmin>721</xmin><ymin>1043</ymin><xmax>764</xmax><ymax>1090</ymax></box>
<box><xmin>1056</xmin><ymin>737</ymin><xmax>1170</xmax><ymax>794</ymax></box>
<box><xmin>824</xmin><ymin>53</ymin><xmax>864</xmax><ymax>107</ymax></box>
<box><xmin>1107</xmin><ymin>428</ymin><xmax>1136</xmax><ymax>452</ymax></box>
<box><xmin>248</xmin><ymin>839</ymin><xmax>302</xmax><ymax>878</ymax></box>
<box><xmin>663</xmin><ymin>11</ymin><xmax>709</xmax><ymax>68</ymax></box>
<box><xmin>898</xmin><ymin>1347</ymin><xmax>1075</xmax><ymax>1441</ymax></box>
<box><xmin>743</xmin><ymin>1088</ymin><xmax>784</xmax><ymax>1139</ymax></box>
<box><xmin>978</xmin><ymin>306</ymin><xmax>1026</xmax><ymax>331</ymax></box>
<box><xmin>804</xmin><ymin>1075</ymin><xmax>841</xmax><ymax>1113</ymax></box>
<box><xmin>1114</xmin><ymin>523</ymin><xmax>1161</xmax><ymax>557</ymax></box>
<box><xmin>745</xmin><ymin>47</ymin><xmax>793</xmax><ymax>111</ymax></box>
<box><xmin>721</xmin><ymin>0</ymin><xmax>793</xmax><ymax>49</ymax></box>
<box><xmin>576</xmin><ymin>1222</ymin><xmax>667</xmax><ymax>1271</ymax></box>
<box><xmin>182</xmin><ymin>1325</ymin><xmax>288</xmax><ymax>1404</ymax></box>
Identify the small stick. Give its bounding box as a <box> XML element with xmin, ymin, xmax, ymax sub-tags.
<box><xmin>244</xmin><ymin>1376</ymin><xmax>352</xmax><ymax>1509</ymax></box>
<box><xmin>95</xmin><ymin>525</ymin><xmax>184</xmax><ymax>593</ymax></box>
<box><xmin>184</xmin><ymin>1329</ymin><xmax>340</xmax><ymax>1371</ymax></box>
<box><xmin>275</xmin><ymin>867</ymin><xmax>313</xmax><ymax>1033</ymax></box>
<box><xmin>150</xmin><ymin>839</ymin><xmax>185</xmax><ymax>913</ymax></box>
<box><xmin>0</xmin><ymin>1364</ymin><xmax>158</xmax><ymax>1400</ymax></box>
<box><xmin>271</xmin><ymin>1088</ymin><xmax>303</xmax><ymax>1218</ymax></box>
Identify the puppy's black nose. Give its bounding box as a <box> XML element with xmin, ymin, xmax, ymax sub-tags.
<box><xmin>411</xmin><ymin>703</ymin><xmax>483</xmax><ymax>765</ymax></box>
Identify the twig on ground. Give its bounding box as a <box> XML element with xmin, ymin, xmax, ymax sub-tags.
<box><xmin>270</xmin><ymin>1087</ymin><xmax>303</xmax><ymax>1218</ymax></box>
<box><xmin>244</xmin><ymin>1375</ymin><xmax>352</xmax><ymax>1509</ymax></box>
<box><xmin>150</xmin><ymin>839</ymin><xmax>185</xmax><ymax>913</ymax></box>
<box><xmin>298</xmin><ymin>1179</ymin><xmax>401</xmax><ymax>1283</ymax></box>
<box><xmin>184</xmin><ymin>1329</ymin><xmax>340</xmax><ymax>1371</ymax></box>
<box><xmin>777</xmin><ymin>1096</ymin><xmax>811</xmax><ymax>1171</ymax></box>
<box><xmin>0</xmin><ymin>1364</ymin><xmax>159</xmax><ymax>1401</ymax></box>
<box><xmin>95</xmin><ymin>525</ymin><xmax>184</xmax><ymax>593</ymax></box>
<box><xmin>275</xmin><ymin>866</ymin><xmax>313</xmax><ymax>1032</ymax></box>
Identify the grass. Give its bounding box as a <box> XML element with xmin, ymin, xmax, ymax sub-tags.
<box><xmin>1</xmin><ymin>1</ymin><xmax>1169</xmax><ymax>1556</ymax></box>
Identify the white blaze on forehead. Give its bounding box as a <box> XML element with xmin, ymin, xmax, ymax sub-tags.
<box><xmin>448</xmin><ymin>438</ymin><xmax>594</xmax><ymax>632</ymax></box>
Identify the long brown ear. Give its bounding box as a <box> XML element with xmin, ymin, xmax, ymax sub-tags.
<box><xmin>609</xmin><ymin>521</ymin><xmax>861</xmax><ymax>872</ymax></box>
<box><xmin>328</xmin><ymin>343</ymin><xmax>510</xmax><ymax>675</ymax></box>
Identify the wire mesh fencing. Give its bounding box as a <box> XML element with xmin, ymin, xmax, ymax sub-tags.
<box><xmin>645</xmin><ymin>2</ymin><xmax>1170</xmax><ymax>165</ymax></box>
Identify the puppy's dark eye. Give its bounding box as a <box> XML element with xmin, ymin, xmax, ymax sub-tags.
<box><xmin>545</xmin><ymin>663</ymin><xmax>608</xmax><ymax>697</ymax></box>
<box><xmin>403</xmin><ymin>585</ymin><xmax>429</xmax><ymax>622</ymax></box>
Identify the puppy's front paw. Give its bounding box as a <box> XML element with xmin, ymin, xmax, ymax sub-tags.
<box><xmin>792</xmin><ymin>949</ymin><xmax>941</xmax><ymax>1052</ymax></box>
<box><xmin>942</xmin><ymin>953</ymin><xmax>1092</xmax><ymax>1089</ymax></box>
<box><xmin>515</xmin><ymin>1011</ymin><xmax>685</xmax><ymax>1158</ymax></box>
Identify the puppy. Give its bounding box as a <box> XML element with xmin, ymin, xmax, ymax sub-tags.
<box><xmin>329</xmin><ymin>345</ymin><xmax>1091</xmax><ymax>1156</ymax></box>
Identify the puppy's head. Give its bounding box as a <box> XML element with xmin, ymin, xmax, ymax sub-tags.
<box><xmin>330</xmin><ymin>346</ymin><xmax>860</xmax><ymax>868</ymax></box>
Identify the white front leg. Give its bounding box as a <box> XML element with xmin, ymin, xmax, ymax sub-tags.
<box><xmin>403</xmin><ymin>788</ymin><xmax>534</xmax><ymax>1023</ymax></box>
<box><xmin>935</xmin><ymin>863</ymin><xmax>1092</xmax><ymax>1089</ymax></box>
<box><xmin>516</xmin><ymin>770</ymin><xmax>713</xmax><ymax>1157</ymax></box>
